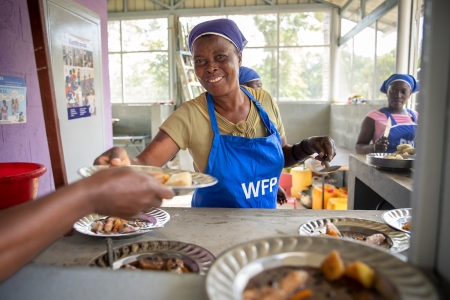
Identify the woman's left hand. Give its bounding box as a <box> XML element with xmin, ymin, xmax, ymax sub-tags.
<box><xmin>307</xmin><ymin>136</ymin><xmax>337</xmax><ymax>164</ymax></box>
<box><xmin>277</xmin><ymin>186</ymin><xmax>288</xmax><ymax>205</ymax></box>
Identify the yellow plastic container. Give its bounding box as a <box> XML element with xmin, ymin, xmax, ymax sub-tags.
<box><xmin>312</xmin><ymin>185</ymin><xmax>337</xmax><ymax>210</ymax></box>
<box><xmin>338</xmin><ymin>187</ymin><xmax>348</xmax><ymax>198</ymax></box>
<box><xmin>290</xmin><ymin>167</ymin><xmax>312</xmax><ymax>199</ymax></box>
<box><xmin>327</xmin><ymin>197</ymin><xmax>348</xmax><ymax>210</ymax></box>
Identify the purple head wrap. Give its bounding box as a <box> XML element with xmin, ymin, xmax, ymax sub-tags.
<box><xmin>238</xmin><ymin>66</ymin><xmax>261</xmax><ymax>85</ymax></box>
<box><xmin>188</xmin><ymin>19</ymin><xmax>247</xmax><ymax>53</ymax></box>
<box><xmin>380</xmin><ymin>74</ymin><xmax>420</xmax><ymax>94</ymax></box>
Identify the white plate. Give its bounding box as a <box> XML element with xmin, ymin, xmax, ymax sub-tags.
<box><xmin>205</xmin><ymin>236</ymin><xmax>438</xmax><ymax>300</ymax></box>
<box><xmin>298</xmin><ymin>217</ymin><xmax>410</xmax><ymax>253</ymax></box>
<box><xmin>382</xmin><ymin>208</ymin><xmax>412</xmax><ymax>234</ymax></box>
<box><xmin>88</xmin><ymin>240</ymin><xmax>215</xmax><ymax>275</ymax></box>
<box><xmin>78</xmin><ymin>165</ymin><xmax>218</xmax><ymax>195</ymax></box>
<box><xmin>73</xmin><ymin>207</ymin><xmax>170</xmax><ymax>238</ymax></box>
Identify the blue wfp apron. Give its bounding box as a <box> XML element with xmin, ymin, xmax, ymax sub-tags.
<box><xmin>380</xmin><ymin>107</ymin><xmax>417</xmax><ymax>153</ymax></box>
<box><xmin>191</xmin><ymin>87</ymin><xmax>284</xmax><ymax>208</ymax></box>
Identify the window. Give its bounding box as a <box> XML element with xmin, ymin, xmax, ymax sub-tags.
<box><xmin>181</xmin><ymin>13</ymin><xmax>331</xmax><ymax>101</ymax></box>
<box><xmin>336</xmin><ymin>7</ymin><xmax>397</xmax><ymax>102</ymax></box>
<box><xmin>108</xmin><ymin>18</ymin><xmax>169</xmax><ymax>104</ymax></box>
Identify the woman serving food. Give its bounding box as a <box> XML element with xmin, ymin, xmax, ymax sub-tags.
<box><xmin>355</xmin><ymin>73</ymin><xmax>419</xmax><ymax>154</ymax></box>
<box><xmin>95</xmin><ymin>19</ymin><xmax>336</xmax><ymax>208</ymax></box>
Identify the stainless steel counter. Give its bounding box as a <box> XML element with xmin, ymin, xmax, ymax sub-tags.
<box><xmin>347</xmin><ymin>154</ymin><xmax>413</xmax><ymax>210</ymax></box>
<box><xmin>0</xmin><ymin>208</ymin><xmax>407</xmax><ymax>299</ymax></box>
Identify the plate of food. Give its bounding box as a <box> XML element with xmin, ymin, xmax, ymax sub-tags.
<box><xmin>88</xmin><ymin>240</ymin><xmax>215</xmax><ymax>275</ymax></box>
<box><xmin>78</xmin><ymin>165</ymin><xmax>218</xmax><ymax>195</ymax></box>
<box><xmin>205</xmin><ymin>236</ymin><xmax>438</xmax><ymax>300</ymax></box>
<box><xmin>298</xmin><ymin>217</ymin><xmax>410</xmax><ymax>253</ymax></box>
<box><xmin>366</xmin><ymin>144</ymin><xmax>416</xmax><ymax>170</ymax></box>
<box><xmin>74</xmin><ymin>207</ymin><xmax>170</xmax><ymax>238</ymax></box>
<box><xmin>381</xmin><ymin>208</ymin><xmax>412</xmax><ymax>234</ymax></box>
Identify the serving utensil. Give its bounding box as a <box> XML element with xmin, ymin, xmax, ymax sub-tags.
<box><xmin>317</xmin><ymin>160</ymin><xmax>341</xmax><ymax>174</ymax></box>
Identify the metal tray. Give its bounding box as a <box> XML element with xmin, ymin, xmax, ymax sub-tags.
<box><xmin>74</xmin><ymin>207</ymin><xmax>170</xmax><ymax>238</ymax></box>
<box><xmin>205</xmin><ymin>236</ymin><xmax>438</xmax><ymax>300</ymax></box>
<box><xmin>298</xmin><ymin>217</ymin><xmax>410</xmax><ymax>253</ymax></box>
<box><xmin>88</xmin><ymin>240</ymin><xmax>215</xmax><ymax>275</ymax></box>
<box><xmin>78</xmin><ymin>165</ymin><xmax>218</xmax><ymax>195</ymax></box>
<box><xmin>382</xmin><ymin>208</ymin><xmax>412</xmax><ymax>234</ymax></box>
<box><xmin>366</xmin><ymin>153</ymin><xmax>414</xmax><ymax>170</ymax></box>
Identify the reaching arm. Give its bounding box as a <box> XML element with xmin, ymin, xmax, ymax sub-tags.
<box><xmin>0</xmin><ymin>167</ymin><xmax>174</xmax><ymax>282</ymax></box>
<box><xmin>355</xmin><ymin>117</ymin><xmax>388</xmax><ymax>154</ymax></box>
<box><xmin>94</xmin><ymin>130</ymin><xmax>180</xmax><ymax>167</ymax></box>
<box><xmin>282</xmin><ymin>136</ymin><xmax>337</xmax><ymax>167</ymax></box>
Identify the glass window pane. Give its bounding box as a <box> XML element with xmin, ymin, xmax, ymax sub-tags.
<box><xmin>242</xmin><ymin>48</ymin><xmax>278</xmax><ymax>99</ymax></box>
<box><xmin>121</xmin><ymin>19</ymin><xmax>168</xmax><ymax>52</ymax></box>
<box><xmin>341</xmin><ymin>18</ymin><xmax>356</xmax><ymax>38</ymax></box>
<box><xmin>336</xmin><ymin>40</ymin><xmax>354</xmax><ymax>103</ymax></box>
<box><xmin>180</xmin><ymin>16</ymin><xmax>227</xmax><ymax>31</ymax></box>
<box><xmin>108</xmin><ymin>54</ymin><xmax>122</xmax><ymax>103</ymax></box>
<box><xmin>108</xmin><ymin>21</ymin><xmax>121</xmax><ymax>52</ymax></box>
<box><xmin>279</xmin><ymin>12</ymin><xmax>330</xmax><ymax>46</ymax></box>
<box><xmin>375</xmin><ymin>23</ymin><xmax>396</xmax><ymax>100</ymax></box>
<box><xmin>279</xmin><ymin>47</ymin><xmax>329</xmax><ymax>101</ymax></box>
<box><xmin>228</xmin><ymin>14</ymin><xmax>277</xmax><ymax>47</ymax></box>
<box><xmin>353</xmin><ymin>26</ymin><xmax>375</xmax><ymax>100</ymax></box>
<box><xmin>122</xmin><ymin>52</ymin><xmax>169</xmax><ymax>103</ymax></box>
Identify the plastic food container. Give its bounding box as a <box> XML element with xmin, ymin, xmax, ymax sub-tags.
<box><xmin>312</xmin><ymin>185</ymin><xmax>337</xmax><ymax>210</ymax></box>
<box><xmin>0</xmin><ymin>162</ymin><xmax>47</xmax><ymax>210</ymax></box>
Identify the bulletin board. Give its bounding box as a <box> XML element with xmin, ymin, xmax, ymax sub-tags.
<box><xmin>44</xmin><ymin>0</ymin><xmax>106</xmax><ymax>183</ymax></box>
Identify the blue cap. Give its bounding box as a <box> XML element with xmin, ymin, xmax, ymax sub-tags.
<box><xmin>380</xmin><ymin>74</ymin><xmax>420</xmax><ymax>94</ymax></box>
<box><xmin>188</xmin><ymin>19</ymin><xmax>247</xmax><ymax>53</ymax></box>
<box><xmin>238</xmin><ymin>66</ymin><xmax>261</xmax><ymax>85</ymax></box>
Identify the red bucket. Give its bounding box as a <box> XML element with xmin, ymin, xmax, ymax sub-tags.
<box><xmin>0</xmin><ymin>162</ymin><xmax>47</xmax><ymax>210</ymax></box>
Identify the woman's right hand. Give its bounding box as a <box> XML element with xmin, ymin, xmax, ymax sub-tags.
<box><xmin>93</xmin><ymin>147</ymin><xmax>131</xmax><ymax>166</ymax></box>
<box><xmin>83</xmin><ymin>167</ymin><xmax>175</xmax><ymax>218</ymax></box>
<box><xmin>373</xmin><ymin>137</ymin><xmax>389</xmax><ymax>153</ymax></box>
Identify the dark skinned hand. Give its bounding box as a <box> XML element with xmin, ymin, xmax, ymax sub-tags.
<box><xmin>373</xmin><ymin>137</ymin><xmax>389</xmax><ymax>153</ymax></box>
<box><xmin>277</xmin><ymin>186</ymin><xmax>288</xmax><ymax>205</ymax></box>
<box><xmin>306</xmin><ymin>136</ymin><xmax>337</xmax><ymax>165</ymax></box>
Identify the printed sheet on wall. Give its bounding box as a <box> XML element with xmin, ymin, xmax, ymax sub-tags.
<box><xmin>0</xmin><ymin>75</ymin><xmax>27</xmax><ymax>125</ymax></box>
<box><xmin>63</xmin><ymin>33</ymin><xmax>96</xmax><ymax>120</ymax></box>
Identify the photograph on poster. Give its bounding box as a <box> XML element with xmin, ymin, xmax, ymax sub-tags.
<box><xmin>63</xmin><ymin>33</ymin><xmax>96</xmax><ymax>120</ymax></box>
<box><xmin>0</xmin><ymin>75</ymin><xmax>27</xmax><ymax>125</ymax></box>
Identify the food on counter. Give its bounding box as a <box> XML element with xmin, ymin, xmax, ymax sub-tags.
<box><xmin>320</xmin><ymin>250</ymin><xmax>345</xmax><ymax>281</ymax></box>
<box><xmin>383</xmin><ymin>144</ymin><xmax>415</xmax><ymax>159</ymax></box>
<box><xmin>402</xmin><ymin>222</ymin><xmax>411</xmax><ymax>231</ymax></box>
<box><xmin>120</xmin><ymin>256</ymin><xmax>190</xmax><ymax>274</ymax></box>
<box><xmin>345</xmin><ymin>261</ymin><xmax>376</xmax><ymax>289</ymax></box>
<box><xmin>325</xmin><ymin>222</ymin><xmax>341</xmax><ymax>237</ymax></box>
<box><xmin>164</xmin><ymin>171</ymin><xmax>192</xmax><ymax>186</ymax></box>
<box><xmin>243</xmin><ymin>250</ymin><xmax>398</xmax><ymax>300</ymax></box>
<box><xmin>323</xmin><ymin>222</ymin><xmax>389</xmax><ymax>249</ymax></box>
<box><xmin>148</xmin><ymin>171</ymin><xmax>193</xmax><ymax>186</ymax></box>
<box><xmin>91</xmin><ymin>216</ymin><xmax>153</xmax><ymax>234</ymax></box>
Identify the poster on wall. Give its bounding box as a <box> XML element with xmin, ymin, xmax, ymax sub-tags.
<box><xmin>62</xmin><ymin>33</ymin><xmax>96</xmax><ymax>120</ymax></box>
<box><xmin>0</xmin><ymin>75</ymin><xmax>27</xmax><ymax>124</ymax></box>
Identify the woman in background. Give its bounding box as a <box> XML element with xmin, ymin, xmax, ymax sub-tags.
<box><xmin>355</xmin><ymin>74</ymin><xmax>419</xmax><ymax>154</ymax></box>
<box><xmin>239</xmin><ymin>66</ymin><xmax>262</xmax><ymax>90</ymax></box>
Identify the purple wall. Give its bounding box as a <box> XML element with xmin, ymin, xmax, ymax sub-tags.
<box><xmin>0</xmin><ymin>0</ymin><xmax>111</xmax><ymax>198</ymax></box>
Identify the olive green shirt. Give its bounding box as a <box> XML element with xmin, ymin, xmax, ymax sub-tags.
<box><xmin>160</xmin><ymin>87</ymin><xmax>285</xmax><ymax>172</ymax></box>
